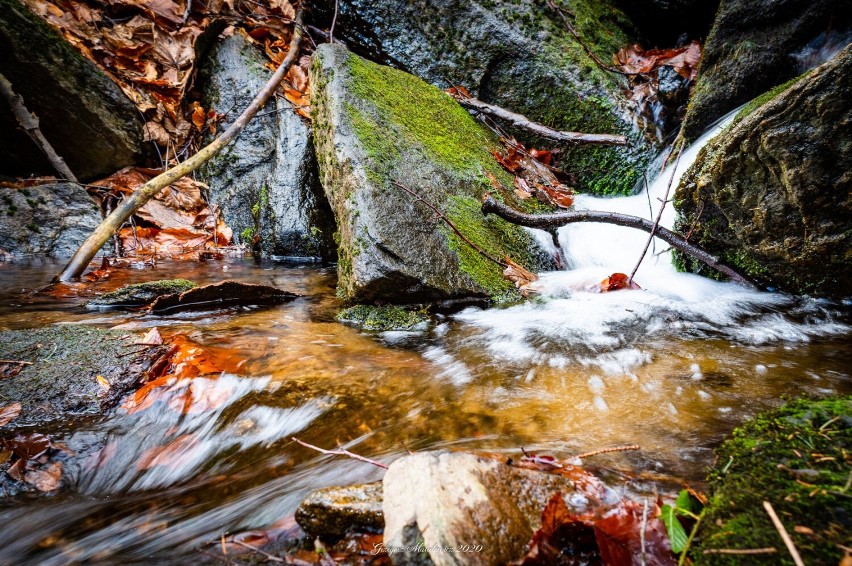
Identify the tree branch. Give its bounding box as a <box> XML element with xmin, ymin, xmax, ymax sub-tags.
<box><xmin>481</xmin><ymin>196</ymin><xmax>760</xmax><ymax>289</ymax></box>
<box><xmin>0</xmin><ymin>72</ymin><xmax>78</xmax><ymax>183</ymax></box>
<box><xmin>449</xmin><ymin>93</ymin><xmax>628</xmax><ymax>146</ymax></box>
<box><xmin>55</xmin><ymin>9</ymin><xmax>306</xmax><ymax>282</ymax></box>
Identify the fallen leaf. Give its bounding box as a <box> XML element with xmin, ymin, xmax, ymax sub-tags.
<box><xmin>3</xmin><ymin>433</ymin><xmax>51</xmax><ymax>461</ymax></box>
<box><xmin>0</xmin><ymin>402</ymin><xmax>22</xmax><ymax>427</ymax></box>
<box><xmin>599</xmin><ymin>273</ymin><xmax>642</xmax><ymax>292</ymax></box>
<box><xmin>503</xmin><ymin>258</ymin><xmax>538</xmax><ymax>294</ymax></box>
<box><xmin>141</xmin><ymin>327</ymin><xmax>164</xmax><ymax>345</ymax></box>
<box><xmin>96</xmin><ymin>375</ymin><xmax>112</xmax><ymax>391</ymax></box>
<box><xmin>191</xmin><ymin>102</ymin><xmax>206</xmax><ymax>130</ymax></box>
<box><xmin>25</xmin><ymin>461</ymin><xmax>62</xmax><ymax>492</ymax></box>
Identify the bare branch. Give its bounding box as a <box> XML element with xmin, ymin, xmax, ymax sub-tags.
<box><xmin>291</xmin><ymin>437</ymin><xmax>389</xmax><ymax>469</ymax></box>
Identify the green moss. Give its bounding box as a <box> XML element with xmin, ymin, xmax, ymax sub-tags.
<box><xmin>730</xmin><ymin>74</ymin><xmax>807</xmax><ymax>130</ymax></box>
<box><xmin>693</xmin><ymin>397</ymin><xmax>852</xmax><ymax>565</ymax></box>
<box><xmin>88</xmin><ymin>279</ymin><xmax>197</xmax><ymax>307</ymax></box>
<box><xmin>336</xmin><ymin>304</ymin><xmax>429</xmax><ymax>331</ymax></box>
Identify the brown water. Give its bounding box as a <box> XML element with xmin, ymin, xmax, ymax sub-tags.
<box><xmin>0</xmin><ymin>258</ymin><xmax>849</xmax><ymax>565</ymax></box>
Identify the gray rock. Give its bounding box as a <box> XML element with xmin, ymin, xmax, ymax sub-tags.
<box><xmin>681</xmin><ymin>0</ymin><xmax>851</xmax><ymax>140</ymax></box>
<box><xmin>295</xmin><ymin>482</ymin><xmax>384</xmax><ymax>539</ymax></box>
<box><xmin>314</xmin><ymin>0</ymin><xmax>653</xmax><ymax>195</ymax></box>
<box><xmin>382</xmin><ymin>451</ymin><xmax>579</xmax><ymax>566</ymax></box>
<box><xmin>0</xmin><ymin>326</ymin><xmax>166</xmax><ymax>430</ymax></box>
<box><xmin>0</xmin><ymin>183</ymin><xmax>103</xmax><ymax>257</ymax></box>
<box><xmin>311</xmin><ymin>44</ymin><xmax>551</xmax><ymax>303</ymax></box>
<box><xmin>674</xmin><ymin>44</ymin><xmax>852</xmax><ymax>297</ymax></box>
<box><xmin>0</xmin><ymin>0</ymin><xmax>145</xmax><ymax>180</ymax></box>
<box><xmin>200</xmin><ymin>34</ymin><xmax>335</xmax><ymax>260</ymax></box>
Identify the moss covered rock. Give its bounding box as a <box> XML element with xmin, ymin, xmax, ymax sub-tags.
<box><xmin>694</xmin><ymin>397</ymin><xmax>852</xmax><ymax>565</ymax></box>
<box><xmin>87</xmin><ymin>279</ymin><xmax>197</xmax><ymax>308</ymax></box>
<box><xmin>674</xmin><ymin>45</ymin><xmax>852</xmax><ymax>297</ymax></box>
<box><xmin>314</xmin><ymin>0</ymin><xmax>654</xmax><ymax>195</ymax></box>
<box><xmin>681</xmin><ymin>0</ymin><xmax>851</xmax><ymax>141</ymax></box>
<box><xmin>336</xmin><ymin>305</ymin><xmax>429</xmax><ymax>331</ymax></box>
<box><xmin>311</xmin><ymin>44</ymin><xmax>551</xmax><ymax>304</ymax></box>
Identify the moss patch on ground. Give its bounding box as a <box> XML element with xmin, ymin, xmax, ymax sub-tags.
<box><xmin>336</xmin><ymin>305</ymin><xmax>429</xmax><ymax>331</ymax></box>
<box><xmin>87</xmin><ymin>279</ymin><xmax>196</xmax><ymax>307</ymax></box>
<box><xmin>693</xmin><ymin>397</ymin><xmax>852</xmax><ymax>565</ymax></box>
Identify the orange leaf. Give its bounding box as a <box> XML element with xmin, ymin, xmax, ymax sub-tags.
<box><xmin>191</xmin><ymin>102</ymin><xmax>206</xmax><ymax>130</ymax></box>
<box><xmin>599</xmin><ymin>273</ymin><xmax>641</xmax><ymax>292</ymax></box>
<box><xmin>0</xmin><ymin>402</ymin><xmax>22</xmax><ymax>427</ymax></box>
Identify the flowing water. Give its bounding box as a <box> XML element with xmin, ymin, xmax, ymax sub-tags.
<box><xmin>0</xmin><ymin>113</ymin><xmax>850</xmax><ymax>564</ymax></box>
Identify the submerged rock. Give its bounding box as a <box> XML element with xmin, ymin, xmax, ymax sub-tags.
<box><xmin>382</xmin><ymin>451</ymin><xmax>578</xmax><ymax>565</ymax></box>
<box><xmin>295</xmin><ymin>482</ymin><xmax>384</xmax><ymax>539</ymax></box>
<box><xmin>336</xmin><ymin>305</ymin><xmax>429</xmax><ymax>331</ymax></box>
<box><xmin>314</xmin><ymin>0</ymin><xmax>653</xmax><ymax>195</ymax></box>
<box><xmin>0</xmin><ymin>0</ymin><xmax>145</xmax><ymax>180</ymax></box>
<box><xmin>675</xmin><ymin>45</ymin><xmax>852</xmax><ymax>297</ymax></box>
<box><xmin>311</xmin><ymin>44</ymin><xmax>551</xmax><ymax>303</ymax></box>
<box><xmin>0</xmin><ymin>326</ymin><xmax>166</xmax><ymax>430</ymax></box>
<box><xmin>200</xmin><ymin>33</ymin><xmax>336</xmax><ymax>260</ymax></box>
<box><xmin>0</xmin><ymin>183</ymin><xmax>102</xmax><ymax>257</ymax></box>
<box><xmin>681</xmin><ymin>0</ymin><xmax>851</xmax><ymax>140</ymax></box>
<box><xmin>87</xmin><ymin>279</ymin><xmax>197</xmax><ymax>308</ymax></box>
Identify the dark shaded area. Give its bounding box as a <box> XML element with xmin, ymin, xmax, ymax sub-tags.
<box><xmin>614</xmin><ymin>0</ymin><xmax>720</xmax><ymax>46</ymax></box>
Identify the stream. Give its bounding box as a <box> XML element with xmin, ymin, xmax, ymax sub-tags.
<box><xmin>0</xmin><ymin>113</ymin><xmax>850</xmax><ymax>565</ymax></box>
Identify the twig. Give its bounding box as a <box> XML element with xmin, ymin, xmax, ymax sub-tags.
<box><xmin>0</xmin><ymin>73</ymin><xmax>78</xmax><ymax>182</ymax></box>
<box><xmin>55</xmin><ymin>8</ymin><xmax>306</xmax><ymax>281</ymax></box>
<box><xmin>575</xmin><ymin>445</ymin><xmax>641</xmax><ymax>459</ymax></box>
<box><xmin>763</xmin><ymin>501</ymin><xmax>805</xmax><ymax>566</ymax></box>
<box><xmin>702</xmin><ymin>548</ymin><xmax>777</xmax><ymax>555</ymax></box>
<box><xmin>546</xmin><ymin>0</ymin><xmax>629</xmax><ymax>77</ymax></box>
<box><xmin>329</xmin><ymin>0</ymin><xmax>338</xmax><ymax>44</ymax></box>
<box><xmin>230</xmin><ymin>540</ymin><xmax>285</xmax><ymax>563</ymax></box>
<box><xmin>678</xmin><ymin>509</ymin><xmax>704</xmax><ymax>566</ymax></box>
<box><xmin>449</xmin><ymin>92</ymin><xmax>627</xmax><ymax>146</ymax></box>
<box><xmin>0</xmin><ymin>360</ymin><xmax>33</xmax><ymax>365</ymax></box>
<box><xmin>391</xmin><ymin>180</ymin><xmax>507</xmax><ymax>268</ymax></box>
<box><xmin>628</xmin><ymin>136</ymin><xmax>685</xmax><ymax>284</ymax></box>
<box><xmin>291</xmin><ymin>437</ymin><xmax>388</xmax><ymax>469</ymax></box>
<box><xmin>481</xmin><ymin>196</ymin><xmax>760</xmax><ymax>289</ymax></box>
<box><xmin>640</xmin><ymin>498</ymin><xmax>648</xmax><ymax>566</ymax></box>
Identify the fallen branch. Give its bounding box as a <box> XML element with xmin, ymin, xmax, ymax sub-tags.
<box><xmin>450</xmin><ymin>92</ymin><xmax>627</xmax><ymax>146</ymax></box>
<box><xmin>575</xmin><ymin>445</ymin><xmax>641</xmax><ymax>459</ymax></box>
<box><xmin>702</xmin><ymin>548</ymin><xmax>777</xmax><ymax>555</ymax></box>
<box><xmin>481</xmin><ymin>196</ymin><xmax>759</xmax><ymax>289</ymax></box>
<box><xmin>0</xmin><ymin>72</ymin><xmax>78</xmax><ymax>183</ymax></box>
<box><xmin>763</xmin><ymin>501</ymin><xmax>805</xmax><ymax>566</ymax></box>
<box><xmin>55</xmin><ymin>9</ymin><xmax>305</xmax><ymax>282</ymax></box>
<box><xmin>291</xmin><ymin>437</ymin><xmax>388</xmax><ymax>469</ymax></box>
<box><xmin>0</xmin><ymin>360</ymin><xmax>33</xmax><ymax>365</ymax></box>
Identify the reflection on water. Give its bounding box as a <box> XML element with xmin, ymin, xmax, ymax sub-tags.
<box><xmin>0</xmin><ymin>258</ymin><xmax>849</xmax><ymax>564</ymax></box>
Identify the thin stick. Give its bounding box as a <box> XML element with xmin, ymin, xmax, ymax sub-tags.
<box><xmin>291</xmin><ymin>437</ymin><xmax>388</xmax><ymax>469</ymax></box>
<box><xmin>640</xmin><ymin>498</ymin><xmax>648</xmax><ymax>566</ymax></box>
<box><xmin>575</xmin><ymin>445</ymin><xmax>641</xmax><ymax>459</ymax></box>
<box><xmin>391</xmin><ymin>180</ymin><xmax>507</xmax><ymax>268</ymax></box>
<box><xmin>763</xmin><ymin>501</ymin><xmax>805</xmax><ymax>566</ymax></box>
<box><xmin>702</xmin><ymin>548</ymin><xmax>777</xmax><ymax>555</ymax></box>
<box><xmin>678</xmin><ymin>510</ymin><xmax>703</xmax><ymax>566</ymax></box>
<box><xmin>56</xmin><ymin>9</ymin><xmax>306</xmax><ymax>282</ymax></box>
<box><xmin>329</xmin><ymin>0</ymin><xmax>338</xmax><ymax>44</ymax></box>
<box><xmin>628</xmin><ymin>136</ymin><xmax>685</xmax><ymax>284</ymax></box>
<box><xmin>481</xmin><ymin>196</ymin><xmax>759</xmax><ymax>289</ymax></box>
<box><xmin>0</xmin><ymin>73</ymin><xmax>78</xmax><ymax>182</ymax></box>
<box><xmin>230</xmin><ymin>540</ymin><xmax>285</xmax><ymax>563</ymax></box>
<box><xmin>450</xmin><ymin>92</ymin><xmax>627</xmax><ymax>146</ymax></box>
<box><xmin>0</xmin><ymin>360</ymin><xmax>33</xmax><ymax>365</ymax></box>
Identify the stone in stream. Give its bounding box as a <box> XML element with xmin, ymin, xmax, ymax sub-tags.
<box><xmin>382</xmin><ymin>451</ymin><xmax>579</xmax><ymax>566</ymax></box>
<box><xmin>199</xmin><ymin>33</ymin><xmax>336</xmax><ymax>260</ymax></box>
<box><xmin>681</xmin><ymin>0</ymin><xmax>852</xmax><ymax>140</ymax></box>
<box><xmin>674</xmin><ymin>44</ymin><xmax>852</xmax><ymax>297</ymax></box>
<box><xmin>147</xmin><ymin>280</ymin><xmax>299</xmax><ymax>313</ymax></box>
<box><xmin>295</xmin><ymin>482</ymin><xmax>384</xmax><ymax>539</ymax></box>
<box><xmin>310</xmin><ymin>44</ymin><xmax>551</xmax><ymax>304</ymax></box>
<box><xmin>0</xmin><ymin>183</ymin><xmax>103</xmax><ymax>257</ymax></box>
<box><xmin>312</xmin><ymin>0</ymin><xmax>654</xmax><ymax>195</ymax></box>
<box><xmin>86</xmin><ymin>279</ymin><xmax>197</xmax><ymax>309</ymax></box>
<box><xmin>0</xmin><ymin>0</ymin><xmax>146</xmax><ymax>180</ymax></box>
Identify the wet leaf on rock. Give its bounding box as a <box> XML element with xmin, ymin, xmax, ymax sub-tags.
<box><xmin>0</xmin><ymin>402</ymin><xmax>22</xmax><ymax>427</ymax></box>
<box><xmin>503</xmin><ymin>258</ymin><xmax>539</xmax><ymax>295</ymax></box>
<box><xmin>24</xmin><ymin>461</ymin><xmax>62</xmax><ymax>492</ymax></box>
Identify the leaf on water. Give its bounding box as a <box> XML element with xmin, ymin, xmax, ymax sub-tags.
<box><xmin>0</xmin><ymin>402</ymin><xmax>22</xmax><ymax>427</ymax></box>
<box><xmin>141</xmin><ymin>327</ymin><xmax>164</xmax><ymax>345</ymax></box>
<box><xmin>599</xmin><ymin>273</ymin><xmax>642</xmax><ymax>292</ymax></box>
<box><xmin>24</xmin><ymin>461</ymin><xmax>62</xmax><ymax>492</ymax></box>
<box><xmin>503</xmin><ymin>258</ymin><xmax>539</xmax><ymax>295</ymax></box>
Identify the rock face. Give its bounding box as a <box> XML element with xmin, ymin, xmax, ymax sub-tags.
<box><xmin>0</xmin><ymin>0</ymin><xmax>145</xmax><ymax>180</ymax></box>
<box><xmin>674</xmin><ymin>45</ymin><xmax>852</xmax><ymax>297</ymax></box>
<box><xmin>613</xmin><ymin>0</ymin><xmax>719</xmax><ymax>45</ymax></box>
<box><xmin>681</xmin><ymin>0</ymin><xmax>851</xmax><ymax>140</ymax></box>
<box><xmin>295</xmin><ymin>482</ymin><xmax>384</xmax><ymax>539</ymax></box>
<box><xmin>311</xmin><ymin>44</ymin><xmax>551</xmax><ymax>303</ymax></box>
<box><xmin>382</xmin><ymin>451</ymin><xmax>578</xmax><ymax>566</ymax></box>
<box><xmin>0</xmin><ymin>183</ymin><xmax>102</xmax><ymax>257</ymax></box>
<box><xmin>315</xmin><ymin>0</ymin><xmax>652</xmax><ymax>195</ymax></box>
<box><xmin>200</xmin><ymin>34</ymin><xmax>335</xmax><ymax>260</ymax></box>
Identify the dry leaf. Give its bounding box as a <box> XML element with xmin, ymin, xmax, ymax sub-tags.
<box><xmin>0</xmin><ymin>402</ymin><xmax>22</xmax><ymax>427</ymax></box>
<box><xmin>503</xmin><ymin>257</ymin><xmax>539</xmax><ymax>295</ymax></box>
<box><xmin>25</xmin><ymin>461</ymin><xmax>62</xmax><ymax>492</ymax></box>
<box><xmin>141</xmin><ymin>327</ymin><xmax>164</xmax><ymax>345</ymax></box>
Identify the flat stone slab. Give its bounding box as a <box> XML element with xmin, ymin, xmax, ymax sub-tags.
<box><xmin>295</xmin><ymin>481</ymin><xmax>384</xmax><ymax>538</ymax></box>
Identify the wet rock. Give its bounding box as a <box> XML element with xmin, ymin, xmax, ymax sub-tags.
<box><xmin>0</xmin><ymin>183</ymin><xmax>103</xmax><ymax>257</ymax></box>
<box><xmin>382</xmin><ymin>451</ymin><xmax>578</xmax><ymax>565</ymax></box>
<box><xmin>313</xmin><ymin>0</ymin><xmax>653</xmax><ymax>195</ymax></box>
<box><xmin>295</xmin><ymin>482</ymin><xmax>384</xmax><ymax>539</ymax></box>
<box><xmin>336</xmin><ymin>305</ymin><xmax>429</xmax><ymax>331</ymax></box>
<box><xmin>311</xmin><ymin>44</ymin><xmax>550</xmax><ymax>304</ymax></box>
<box><xmin>200</xmin><ymin>33</ymin><xmax>335</xmax><ymax>260</ymax></box>
<box><xmin>0</xmin><ymin>326</ymin><xmax>166</xmax><ymax>430</ymax></box>
<box><xmin>148</xmin><ymin>280</ymin><xmax>299</xmax><ymax>313</ymax></box>
<box><xmin>87</xmin><ymin>279</ymin><xmax>197</xmax><ymax>308</ymax></box>
<box><xmin>674</xmin><ymin>45</ymin><xmax>852</xmax><ymax>297</ymax></box>
<box><xmin>0</xmin><ymin>0</ymin><xmax>145</xmax><ymax>180</ymax></box>
<box><xmin>681</xmin><ymin>0</ymin><xmax>851</xmax><ymax>140</ymax></box>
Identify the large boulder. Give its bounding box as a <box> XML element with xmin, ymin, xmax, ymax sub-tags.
<box><xmin>0</xmin><ymin>0</ymin><xmax>145</xmax><ymax>180</ymax></box>
<box><xmin>200</xmin><ymin>33</ymin><xmax>336</xmax><ymax>260</ymax></box>
<box><xmin>681</xmin><ymin>0</ymin><xmax>851</xmax><ymax>140</ymax></box>
<box><xmin>382</xmin><ymin>451</ymin><xmax>579</xmax><ymax>566</ymax></box>
<box><xmin>0</xmin><ymin>183</ymin><xmax>102</xmax><ymax>257</ymax></box>
<box><xmin>674</xmin><ymin>45</ymin><xmax>852</xmax><ymax>297</ymax></box>
<box><xmin>310</xmin><ymin>44</ymin><xmax>551</xmax><ymax>303</ymax></box>
<box><xmin>315</xmin><ymin>0</ymin><xmax>653</xmax><ymax>195</ymax></box>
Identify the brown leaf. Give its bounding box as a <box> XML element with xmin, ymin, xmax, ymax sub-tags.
<box><xmin>191</xmin><ymin>102</ymin><xmax>206</xmax><ymax>130</ymax></box>
<box><xmin>141</xmin><ymin>327</ymin><xmax>164</xmax><ymax>345</ymax></box>
<box><xmin>513</xmin><ymin>177</ymin><xmax>533</xmax><ymax>199</ymax></box>
<box><xmin>143</xmin><ymin>121</ymin><xmax>171</xmax><ymax>146</ymax></box>
<box><xmin>0</xmin><ymin>402</ymin><xmax>22</xmax><ymax>427</ymax></box>
<box><xmin>3</xmin><ymin>433</ymin><xmax>51</xmax><ymax>460</ymax></box>
<box><xmin>25</xmin><ymin>461</ymin><xmax>62</xmax><ymax>492</ymax></box>
<box><xmin>536</xmin><ymin>183</ymin><xmax>574</xmax><ymax>209</ymax></box>
<box><xmin>599</xmin><ymin>273</ymin><xmax>642</xmax><ymax>292</ymax></box>
<box><xmin>503</xmin><ymin>257</ymin><xmax>538</xmax><ymax>295</ymax></box>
